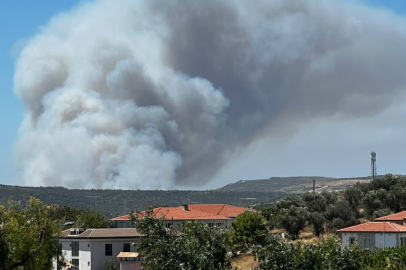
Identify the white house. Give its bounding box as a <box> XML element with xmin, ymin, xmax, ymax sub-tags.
<box><xmin>54</xmin><ymin>228</ymin><xmax>142</xmax><ymax>270</ymax></box>
<box><xmin>112</xmin><ymin>204</ymin><xmax>246</xmax><ymax>229</ymax></box>
<box><xmin>337</xmin><ymin>222</ymin><xmax>406</xmax><ymax>249</ymax></box>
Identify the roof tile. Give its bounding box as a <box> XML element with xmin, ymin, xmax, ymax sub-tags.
<box><xmin>337</xmin><ymin>222</ymin><xmax>406</xmax><ymax>233</ymax></box>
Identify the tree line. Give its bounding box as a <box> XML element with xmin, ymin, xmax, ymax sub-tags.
<box><xmin>259</xmin><ymin>174</ymin><xmax>406</xmax><ymax>240</ymax></box>
<box><xmin>2</xmin><ymin>174</ymin><xmax>406</xmax><ymax>269</ymax></box>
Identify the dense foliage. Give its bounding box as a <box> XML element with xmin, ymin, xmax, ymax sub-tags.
<box><xmin>229</xmin><ymin>211</ymin><xmax>268</xmax><ymax>252</ymax></box>
<box><xmin>259</xmin><ymin>174</ymin><xmax>406</xmax><ymax>238</ymax></box>
<box><xmin>0</xmin><ymin>198</ymin><xmax>61</xmax><ymax>270</ymax></box>
<box><xmin>255</xmin><ymin>235</ymin><xmax>406</xmax><ymax>270</ymax></box>
<box><xmin>0</xmin><ymin>185</ymin><xmax>276</xmax><ymax>216</ymax></box>
<box><xmin>132</xmin><ymin>210</ymin><xmax>232</xmax><ymax>270</ymax></box>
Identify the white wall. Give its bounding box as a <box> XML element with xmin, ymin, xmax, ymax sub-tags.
<box><xmin>90</xmin><ymin>239</ymin><xmax>138</xmax><ymax>270</ymax></box>
<box><xmin>375</xmin><ymin>233</ymin><xmax>397</xmax><ymax>248</ymax></box>
<box><xmin>120</xmin><ymin>261</ymin><xmax>141</xmax><ymax>270</ymax></box>
<box><xmin>58</xmin><ymin>239</ymin><xmax>92</xmax><ymax>270</ymax></box>
<box><xmin>341</xmin><ymin>233</ymin><xmax>357</xmax><ymax>247</ymax></box>
<box><xmin>55</xmin><ymin>238</ymin><xmax>139</xmax><ymax>270</ymax></box>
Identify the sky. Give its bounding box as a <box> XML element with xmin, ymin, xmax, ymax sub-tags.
<box><xmin>1</xmin><ymin>0</ymin><xmax>406</xmax><ymax>189</ymax></box>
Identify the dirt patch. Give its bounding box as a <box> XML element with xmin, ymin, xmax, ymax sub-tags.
<box><xmin>231</xmin><ymin>254</ymin><xmax>258</xmax><ymax>270</ymax></box>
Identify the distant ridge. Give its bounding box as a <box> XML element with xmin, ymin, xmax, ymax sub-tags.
<box><xmin>217</xmin><ymin>176</ymin><xmax>374</xmax><ymax>193</ymax></box>
<box><xmin>0</xmin><ymin>176</ymin><xmax>376</xmax><ymax>215</ymax></box>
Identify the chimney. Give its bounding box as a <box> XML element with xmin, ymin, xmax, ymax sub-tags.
<box><xmin>181</xmin><ymin>204</ymin><xmax>189</xmax><ymax>211</ymax></box>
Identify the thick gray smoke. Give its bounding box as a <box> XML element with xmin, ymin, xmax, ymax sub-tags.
<box><xmin>14</xmin><ymin>0</ymin><xmax>406</xmax><ymax>189</ymax></box>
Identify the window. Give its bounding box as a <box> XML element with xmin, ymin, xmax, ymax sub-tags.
<box><xmin>401</xmin><ymin>237</ymin><xmax>406</xmax><ymax>246</ymax></box>
<box><xmin>207</xmin><ymin>222</ymin><xmax>214</xmax><ymax>228</ymax></box>
<box><xmin>117</xmin><ymin>221</ymin><xmax>129</xmax><ymax>228</ymax></box>
<box><xmin>165</xmin><ymin>223</ymin><xmax>172</xmax><ymax>228</ymax></box>
<box><xmin>216</xmin><ymin>223</ymin><xmax>224</xmax><ymax>227</ymax></box>
<box><xmin>72</xmin><ymin>259</ymin><xmax>79</xmax><ymax>270</ymax></box>
<box><xmin>349</xmin><ymin>237</ymin><xmax>356</xmax><ymax>245</ymax></box>
<box><xmin>71</xmin><ymin>242</ymin><xmax>79</xmax><ymax>257</ymax></box>
<box><xmin>364</xmin><ymin>237</ymin><xmax>370</xmax><ymax>249</ymax></box>
<box><xmin>123</xmin><ymin>243</ymin><xmax>131</xmax><ymax>252</ymax></box>
<box><xmin>105</xmin><ymin>244</ymin><xmax>113</xmax><ymax>256</ymax></box>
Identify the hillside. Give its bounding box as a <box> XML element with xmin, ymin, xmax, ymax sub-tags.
<box><xmin>218</xmin><ymin>176</ymin><xmax>374</xmax><ymax>193</ymax></box>
<box><xmin>0</xmin><ymin>185</ymin><xmax>279</xmax><ymax>217</ymax></box>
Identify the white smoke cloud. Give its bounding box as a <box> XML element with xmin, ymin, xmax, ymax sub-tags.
<box><xmin>14</xmin><ymin>0</ymin><xmax>406</xmax><ymax>189</ymax></box>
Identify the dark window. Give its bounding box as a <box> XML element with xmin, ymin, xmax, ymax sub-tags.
<box><xmin>123</xmin><ymin>243</ymin><xmax>131</xmax><ymax>252</ymax></box>
<box><xmin>72</xmin><ymin>242</ymin><xmax>79</xmax><ymax>257</ymax></box>
<box><xmin>165</xmin><ymin>223</ymin><xmax>172</xmax><ymax>228</ymax></box>
<box><xmin>349</xmin><ymin>237</ymin><xmax>356</xmax><ymax>244</ymax></box>
<box><xmin>72</xmin><ymin>259</ymin><xmax>79</xmax><ymax>270</ymax></box>
<box><xmin>105</xmin><ymin>244</ymin><xmax>113</xmax><ymax>256</ymax></box>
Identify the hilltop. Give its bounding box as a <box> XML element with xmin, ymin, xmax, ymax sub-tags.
<box><xmin>0</xmin><ymin>184</ymin><xmax>277</xmax><ymax>217</ymax></box>
<box><xmin>0</xmin><ymin>176</ymin><xmax>374</xmax><ymax>216</ymax></box>
<box><xmin>218</xmin><ymin>176</ymin><xmax>374</xmax><ymax>193</ymax></box>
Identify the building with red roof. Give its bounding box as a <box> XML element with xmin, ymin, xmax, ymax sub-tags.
<box><xmin>337</xmin><ymin>222</ymin><xmax>406</xmax><ymax>248</ymax></box>
<box><xmin>112</xmin><ymin>204</ymin><xmax>246</xmax><ymax>229</ymax></box>
<box><xmin>375</xmin><ymin>211</ymin><xmax>406</xmax><ymax>224</ymax></box>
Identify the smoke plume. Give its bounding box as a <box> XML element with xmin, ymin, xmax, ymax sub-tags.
<box><xmin>14</xmin><ymin>0</ymin><xmax>406</xmax><ymax>189</ymax></box>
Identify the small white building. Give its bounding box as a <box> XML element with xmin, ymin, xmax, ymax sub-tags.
<box><xmin>55</xmin><ymin>228</ymin><xmax>142</xmax><ymax>270</ymax></box>
<box><xmin>117</xmin><ymin>252</ymin><xmax>141</xmax><ymax>270</ymax></box>
<box><xmin>337</xmin><ymin>222</ymin><xmax>406</xmax><ymax>249</ymax></box>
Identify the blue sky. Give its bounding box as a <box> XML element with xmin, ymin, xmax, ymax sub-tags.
<box><xmin>0</xmin><ymin>0</ymin><xmax>91</xmax><ymax>184</ymax></box>
<box><xmin>0</xmin><ymin>0</ymin><xmax>406</xmax><ymax>187</ymax></box>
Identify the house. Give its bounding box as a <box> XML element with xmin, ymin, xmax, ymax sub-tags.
<box><xmin>337</xmin><ymin>222</ymin><xmax>406</xmax><ymax>248</ymax></box>
<box><xmin>112</xmin><ymin>204</ymin><xmax>246</xmax><ymax>229</ymax></box>
<box><xmin>54</xmin><ymin>228</ymin><xmax>142</xmax><ymax>270</ymax></box>
<box><xmin>375</xmin><ymin>211</ymin><xmax>406</xmax><ymax>224</ymax></box>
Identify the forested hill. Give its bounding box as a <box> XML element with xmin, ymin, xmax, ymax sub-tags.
<box><xmin>218</xmin><ymin>176</ymin><xmax>376</xmax><ymax>193</ymax></box>
<box><xmin>0</xmin><ymin>185</ymin><xmax>277</xmax><ymax>217</ymax></box>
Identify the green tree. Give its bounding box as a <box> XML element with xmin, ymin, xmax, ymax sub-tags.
<box><xmin>343</xmin><ymin>187</ymin><xmax>363</xmax><ymax>218</ymax></box>
<box><xmin>0</xmin><ymin>198</ymin><xmax>62</xmax><ymax>270</ymax></box>
<box><xmin>132</xmin><ymin>211</ymin><xmax>231</xmax><ymax>270</ymax></box>
<box><xmin>278</xmin><ymin>206</ymin><xmax>308</xmax><ymax>240</ymax></box>
<box><xmin>259</xmin><ymin>206</ymin><xmax>277</xmax><ymax>229</ymax></box>
<box><xmin>229</xmin><ymin>211</ymin><xmax>267</xmax><ymax>252</ymax></box>
<box><xmin>76</xmin><ymin>209</ymin><xmax>110</xmax><ymax>229</ymax></box>
<box><xmin>309</xmin><ymin>212</ymin><xmax>325</xmax><ymax>237</ymax></box>
<box><xmin>302</xmin><ymin>192</ymin><xmax>327</xmax><ymax>213</ymax></box>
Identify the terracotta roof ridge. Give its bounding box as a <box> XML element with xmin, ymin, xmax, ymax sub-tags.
<box><xmin>189</xmin><ymin>208</ymin><xmax>230</xmax><ymax>219</ymax></box>
<box><xmin>217</xmin><ymin>204</ymin><xmax>226</xmax><ymax>215</ymax></box>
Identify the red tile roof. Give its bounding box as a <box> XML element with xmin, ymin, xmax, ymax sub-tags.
<box><xmin>188</xmin><ymin>204</ymin><xmax>246</xmax><ymax>218</ymax></box>
<box><xmin>112</xmin><ymin>204</ymin><xmax>246</xmax><ymax>221</ymax></box>
<box><xmin>337</xmin><ymin>222</ymin><xmax>406</xmax><ymax>233</ymax></box>
<box><xmin>152</xmin><ymin>206</ymin><xmax>230</xmax><ymax>220</ymax></box>
<box><xmin>112</xmin><ymin>214</ymin><xmax>131</xmax><ymax>221</ymax></box>
<box><xmin>375</xmin><ymin>211</ymin><xmax>406</xmax><ymax>221</ymax></box>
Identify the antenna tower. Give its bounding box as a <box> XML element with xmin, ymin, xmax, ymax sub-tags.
<box><xmin>371</xmin><ymin>152</ymin><xmax>377</xmax><ymax>180</ymax></box>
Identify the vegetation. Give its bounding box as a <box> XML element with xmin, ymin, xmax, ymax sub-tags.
<box><xmin>0</xmin><ymin>198</ymin><xmax>62</xmax><ymax>270</ymax></box>
<box><xmin>0</xmin><ymin>185</ymin><xmax>276</xmax><ymax>216</ymax></box>
<box><xmin>257</xmin><ymin>174</ymin><xmax>406</xmax><ymax>239</ymax></box>
<box><xmin>254</xmin><ymin>235</ymin><xmax>406</xmax><ymax>270</ymax></box>
<box><xmin>228</xmin><ymin>211</ymin><xmax>267</xmax><ymax>252</ymax></box>
<box><xmin>132</xmin><ymin>210</ymin><xmax>231</xmax><ymax>270</ymax></box>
